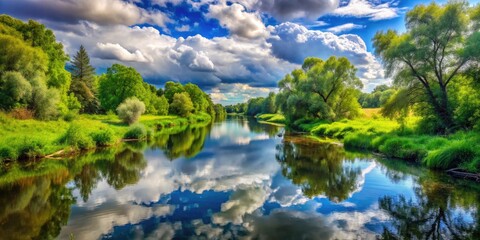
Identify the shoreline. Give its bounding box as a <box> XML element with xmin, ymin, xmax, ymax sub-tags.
<box><xmin>0</xmin><ymin>113</ymin><xmax>213</xmax><ymax>162</ymax></box>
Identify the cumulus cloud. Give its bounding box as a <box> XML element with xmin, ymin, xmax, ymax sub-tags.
<box><xmin>332</xmin><ymin>0</ymin><xmax>402</xmax><ymax>21</ymax></box>
<box><xmin>327</xmin><ymin>23</ymin><xmax>365</xmax><ymax>33</ymax></box>
<box><xmin>95</xmin><ymin>43</ymin><xmax>152</xmax><ymax>62</ymax></box>
<box><xmin>208</xmin><ymin>2</ymin><xmax>268</xmax><ymax>39</ymax></box>
<box><xmin>0</xmin><ymin>0</ymin><xmax>171</xmax><ymax>27</ymax></box>
<box><xmin>268</xmin><ymin>22</ymin><xmax>385</xmax><ymax>90</ymax></box>
<box><xmin>256</xmin><ymin>0</ymin><xmax>340</xmax><ymax>20</ymax></box>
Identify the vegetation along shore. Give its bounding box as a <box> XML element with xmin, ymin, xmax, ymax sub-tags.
<box><xmin>0</xmin><ymin>15</ymin><xmax>226</xmax><ymax>162</ymax></box>
<box><xmin>226</xmin><ymin>2</ymin><xmax>480</xmax><ymax>175</ymax></box>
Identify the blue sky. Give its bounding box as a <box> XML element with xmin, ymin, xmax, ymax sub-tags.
<box><xmin>1</xmin><ymin>0</ymin><xmax>479</xmax><ymax>104</ymax></box>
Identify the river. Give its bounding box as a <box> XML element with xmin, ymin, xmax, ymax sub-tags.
<box><xmin>0</xmin><ymin>116</ymin><xmax>478</xmax><ymax>239</ymax></box>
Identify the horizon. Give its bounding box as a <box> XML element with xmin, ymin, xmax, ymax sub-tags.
<box><xmin>1</xmin><ymin>0</ymin><xmax>479</xmax><ymax>104</ymax></box>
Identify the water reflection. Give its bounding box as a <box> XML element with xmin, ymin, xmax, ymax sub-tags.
<box><xmin>276</xmin><ymin>135</ymin><xmax>361</xmax><ymax>202</ymax></box>
<box><xmin>0</xmin><ymin>117</ymin><xmax>478</xmax><ymax>239</ymax></box>
<box><xmin>0</xmin><ymin>170</ymin><xmax>74</xmax><ymax>240</ymax></box>
<box><xmin>377</xmin><ymin>160</ymin><xmax>480</xmax><ymax>239</ymax></box>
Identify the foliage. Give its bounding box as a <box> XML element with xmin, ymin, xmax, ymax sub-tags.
<box><xmin>373</xmin><ymin>2</ymin><xmax>480</xmax><ymax>133</ymax></box>
<box><xmin>98</xmin><ymin>64</ymin><xmax>147</xmax><ymax>111</ymax></box>
<box><xmin>257</xmin><ymin>113</ymin><xmax>285</xmax><ymax>124</ymax></box>
<box><xmin>169</xmin><ymin>92</ymin><xmax>194</xmax><ymax>117</ymax></box>
<box><xmin>59</xmin><ymin>124</ymin><xmax>95</xmax><ymax>150</ymax></box>
<box><xmin>69</xmin><ymin>45</ymin><xmax>98</xmax><ymax>113</ymax></box>
<box><xmin>116</xmin><ymin>97</ymin><xmax>146</xmax><ymax>125</ymax></box>
<box><xmin>124</xmin><ymin>124</ymin><xmax>152</xmax><ymax>140</ymax></box>
<box><xmin>358</xmin><ymin>85</ymin><xmax>396</xmax><ymax>108</ymax></box>
<box><xmin>276</xmin><ymin>56</ymin><xmax>362</xmax><ymax>124</ymax></box>
<box><xmin>91</xmin><ymin>128</ymin><xmax>116</xmax><ymax>146</ymax></box>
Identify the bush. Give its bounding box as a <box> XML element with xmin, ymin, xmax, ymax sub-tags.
<box><xmin>124</xmin><ymin>124</ymin><xmax>152</xmax><ymax>140</ymax></box>
<box><xmin>424</xmin><ymin>141</ymin><xmax>477</xmax><ymax>169</ymax></box>
<box><xmin>10</xmin><ymin>108</ymin><xmax>34</xmax><ymax>120</ymax></box>
<box><xmin>59</xmin><ymin>124</ymin><xmax>94</xmax><ymax>149</ymax></box>
<box><xmin>63</xmin><ymin>111</ymin><xmax>77</xmax><ymax>122</ymax></box>
<box><xmin>18</xmin><ymin>138</ymin><xmax>47</xmax><ymax>158</ymax></box>
<box><xmin>169</xmin><ymin>92</ymin><xmax>194</xmax><ymax>117</ymax></box>
<box><xmin>0</xmin><ymin>147</ymin><xmax>18</xmax><ymax>161</ymax></box>
<box><xmin>117</xmin><ymin>97</ymin><xmax>146</xmax><ymax>124</ymax></box>
<box><xmin>379</xmin><ymin>138</ymin><xmax>426</xmax><ymax>161</ymax></box>
<box><xmin>91</xmin><ymin>129</ymin><xmax>115</xmax><ymax>146</ymax></box>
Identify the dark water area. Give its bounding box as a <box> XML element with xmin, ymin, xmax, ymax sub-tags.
<box><xmin>0</xmin><ymin>116</ymin><xmax>479</xmax><ymax>239</ymax></box>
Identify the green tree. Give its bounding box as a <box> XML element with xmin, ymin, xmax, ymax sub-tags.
<box><xmin>98</xmin><ymin>64</ymin><xmax>147</xmax><ymax>111</ymax></box>
<box><xmin>373</xmin><ymin>2</ymin><xmax>480</xmax><ymax>133</ymax></box>
<box><xmin>262</xmin><ymin>92</ymin><xmax>277</xmax><ymax>114</ymax></box>
<box><xmin>184</xmin><ymin>83</ymin><xmax>208</xmax><ymax>113</ymax></box>
<box><xmin>276</xmin><ymin>57</ymin><xmax>362</xmax><ymax>123</ymax></box>
<box><xmin>164</xmin><ymin>81</ymin><xmax>185</xmax><ymax>103</ymax></box>
<box><xmin>169</xmin><ymin>92</ymin><xmax>194</xmax><ymax>117</ymax></box>
<box><xmin>69</xmin><ymin>45</ymin><xmax>98</xmax><ymax>113</ymax></box>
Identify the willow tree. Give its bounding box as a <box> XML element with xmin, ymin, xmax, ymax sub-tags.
<box><xmin>374</xmin><ymin>2</ymin><xmax>480</xmax><ymax>133</ymax></box>
<box><xmin>276</xmin><ymin>56</ymin><xmax>362</xmax><ymax>124</ymax></box>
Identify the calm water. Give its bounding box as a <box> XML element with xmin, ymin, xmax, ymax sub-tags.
<box><xmin>1</xmin><ymin>117</ymin><xmax>479</xmax><ymax>239</ymax></box>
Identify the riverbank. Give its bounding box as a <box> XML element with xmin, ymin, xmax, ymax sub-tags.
<box><xmin>0</xmin><ymin>112</ymin><xmax>212</xmax><ymax>162</ymax></box>
<box><xmin>258</xmin><ymin>110</ymin><xmax>480</xmax><ymax>173</ymax></box>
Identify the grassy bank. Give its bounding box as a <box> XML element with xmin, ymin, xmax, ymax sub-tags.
<box><xmin>0</xmin><ymin>112</ymin><xmax>212</xmax><ymax>162</ymax></box>
<box><xmin>259</xmin><ymin>109</ymin><xmax>480</xmax><ymax>173</ymax></box>
<box><xmin>256</xmin><ymin>113</ymin><xmax>286</xmax><ymax>125</ymax></box>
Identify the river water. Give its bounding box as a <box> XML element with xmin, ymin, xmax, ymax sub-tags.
<box><xmin>0</xmin><ymin>116</ymin><xmax>479</xmax><ymax>239</ymax></box>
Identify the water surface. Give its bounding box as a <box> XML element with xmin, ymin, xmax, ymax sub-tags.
<box><xmin>0</xmin><ymin>117</ymin><xmax>479</xmax><ymax>239</ymax></box>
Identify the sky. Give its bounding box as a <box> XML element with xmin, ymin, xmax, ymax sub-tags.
<box><xmin>0</xmin><ymin>0</ymin><xmax>479</xmax><ymax>104</ymax></box>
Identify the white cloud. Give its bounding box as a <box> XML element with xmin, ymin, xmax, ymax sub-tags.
<box><xmin>327</xmin><ymin>23</ymin><xmax>364</xmax><ymax>33</ymax></box>
<box><xmin>268</xmin><ymin>22</ymin><xmax>386</xmax><ymax>91</ymax></box>
<box><xmin>175</xmin><ymin>24</ymin><xmax>191</xmax><ymax>32</ymax></box>
<box><xmin>332</xmin><ymin>0</ymin><xmax>401</xmax><ymax>21</ymax></box>
<box><xmin>95</xmin><ymin>42</ymin><xmax>152</xmax><ymax>62</ymax></box>
<box><xmin>1</xmin><ymin>0</ymin><xmax>171</xmax><ymax>27</ymax></box>
<box><xmin>208</xmin><ymin>2</ymin><xmax>268</xmax><ymax>39</ymax></box>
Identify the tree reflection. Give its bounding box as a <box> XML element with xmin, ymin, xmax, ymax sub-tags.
<box><xmin>160</xmin><ymin>125</ymin><xmax>210</xmax><ymax>160</ymax></box>
<box><xmin>247</xmin><ymin>117</ymin><xmax>281</xmax><ymax>137</ymax></box>
<box><xmin>378</xmin><ymin>173</ymin><xmax>480</xmax><ymax>239</ymax></box>
<box><xmin>0</xmin><ymin>170</ymin><xmax>74</xmax><ymax>240</ymax></box>
<box><xmin>276</xmin><ymin>135</ymin><xmax>361</xmax><ymax>202</ymax></box>
<box><xmin>72</xmin><ymin>145</ymin><xmax>147</xmax><ymax>200</ymax></box>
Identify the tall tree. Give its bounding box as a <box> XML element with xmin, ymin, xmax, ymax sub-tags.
<box><xmin>69</xmin><ymin>45</ymin><xmax>98</xmax><ymax>113</ymax></box>
<box><xmin>374</xmin><ymin>2</ymin><xmax>480</xmax><ymax>133</ymax></box>
<box><xmin>98</xmin><ymin>64</ymin><xmax>147</xmax><ymax>111</ymax></box>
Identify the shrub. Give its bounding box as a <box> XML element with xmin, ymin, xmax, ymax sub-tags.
<box><xmin>424</xmin><ymin>141</ymin><xmax>477</xmax><ymax>169</ymax></box>
<box><xmin>0</xmin><ymin>147</ymin><xmax>18</xmax><ymax>161</ymax></box>
<box><xmin>379</xmin><ymin>138</ymin><xmax>426</xmax><ymax>161</ymax></box>
<box><xmin>10</xmin><ymin>108</ymin><xmax>34</xmax><ymax>120</ymax></box>
<box><xmin>117</xmin><ymin>97</ymin><xmax>146</xmax><ymax>124</ymax></box>
<box><xmin>91</xmin><ymin>129</ymin><xmax>115</xmax><ymax>146</ymax></box>
<box><xmin>18</xmin><ymin>138</ymin><xmax>47</xmax><ymax>158</ymax></box>
<box><xmin>63</xmin><ymin>111</ymin><xmax>77</xmax><ymax>122</ymax></box>
<box><xmin>59</xmin><ymin>124</ymin><xmax>94</xmax><ymax>149</ymax></box>
<box><xmin>124</xmin><ymin>124</ymin><xmax>152</xmax><ymax>140</ymax></box>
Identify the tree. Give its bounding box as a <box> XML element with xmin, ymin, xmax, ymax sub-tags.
<box><xmin>276</xmin><ymin>57</ymin><xmax>362</xmax><ymax>123</ymax></box>
<box><xmin>185</xmin><ymin>83</ymin><xmax>208</xmax><ymax>113</ymax></box>
<box><xmin>262</xmin><ymin>92</ymin><xmax>277</xmax><ymax>114</ymax></box>
<box><xmin>69</xmin><ymin>45</ymin><xmax>98</xmax><ymax>113</ymax></box>
<box><xmin>164</xmin><ymin>81</ymin><xmax>185</xmax><ymax>103</ymax></box>
<box><xmin>373</xmin><ymin>2</ymin><xmax>480</xmax><ymax>133</ymax></box>
<box><xmin>116</xmin><ymin>97</ymin><xmax>146</xmax><ymax>125</ymax></box>
<box><xmin>169</xmin><ymin>92</ymin><xmax>194</xmax><ymax>117</ymax></box>
<box><xmin>151</xmin><ymin>95</ymin><xmax>169</xmax><ymax>116</ymax></box>
<box><xmin>98</xmin><ymin>64</ymin><xmax>147</xmax><ymax>111</ymax></box>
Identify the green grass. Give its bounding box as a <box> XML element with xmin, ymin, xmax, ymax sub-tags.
<box><xmin>0</xmin><ymin>112</ymin><xmax>213</xmax><ymax>162</ymax></box>
<box><xmin>256</xmin><ymin>113</ymin><xmax>286</xmax><ymax>124</ymax></box>
<box><xmin>272</xmin><ymin>109</ymin><xmax>480</xmax><ymax>172</ymax></box>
